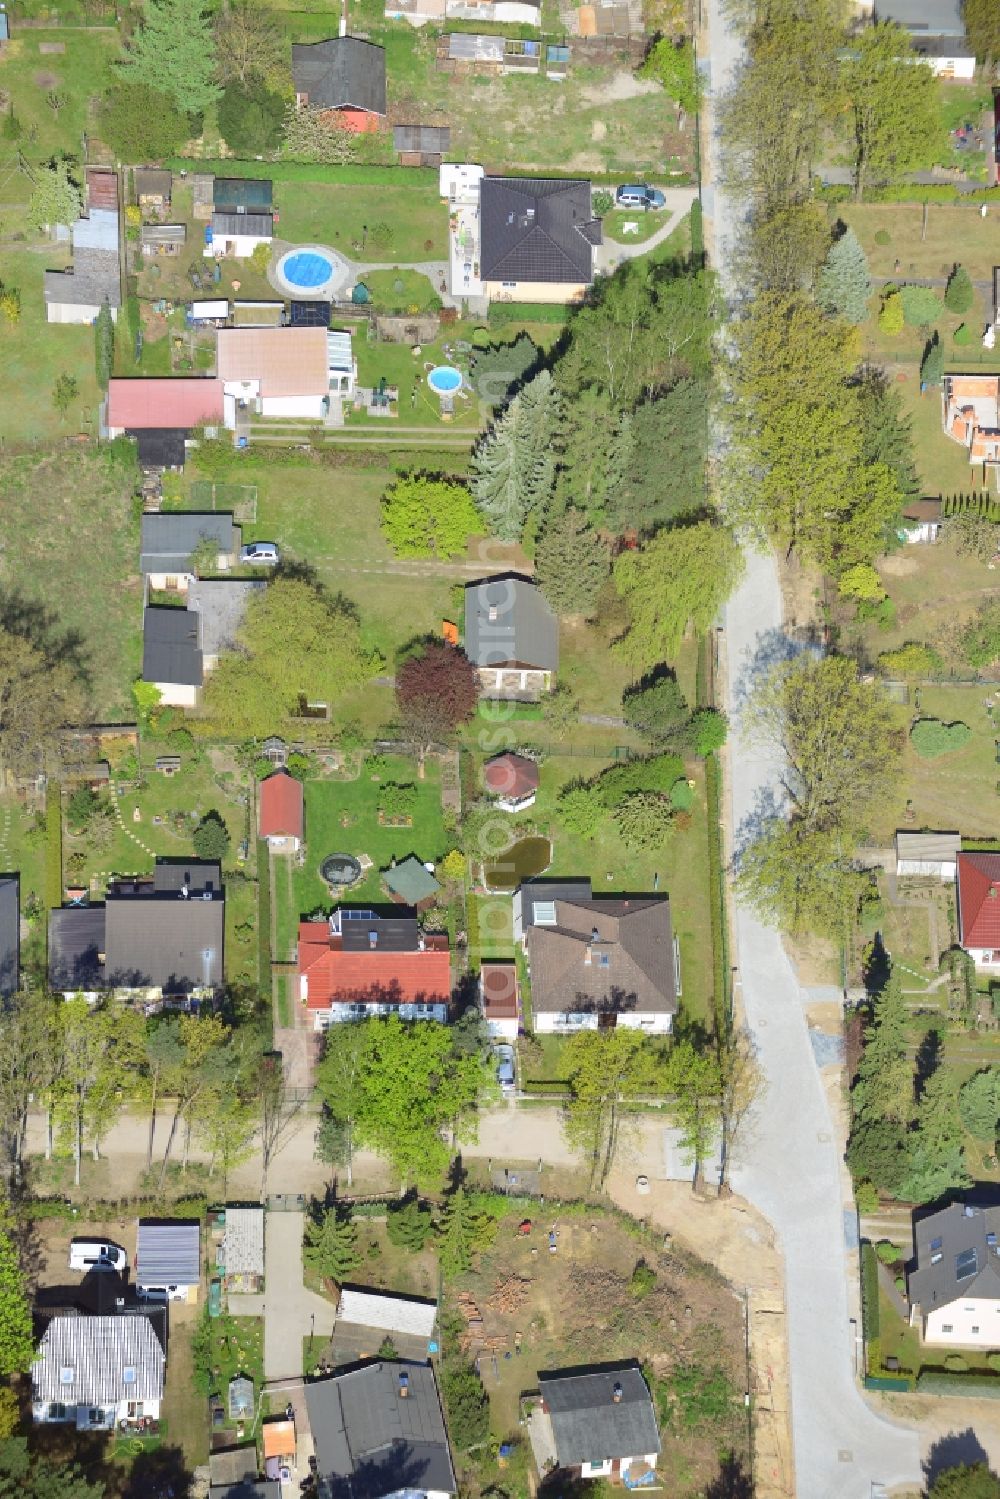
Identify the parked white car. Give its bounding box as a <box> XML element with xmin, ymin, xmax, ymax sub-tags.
<box><xmin>68</xmin><ymin>1239</ymin><xmax>127</xmax><ymax>1273</ymax></box>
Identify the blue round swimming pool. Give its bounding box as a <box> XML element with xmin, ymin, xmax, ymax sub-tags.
<box><xmin>281</xmin><ymin>250</ymin><xmax>335</xmax><ymax>289</ymax></box>
<box><xmin>428</xmin><ymin>365</ymin><xmax>462</xmax><ymax>394</ymax></box>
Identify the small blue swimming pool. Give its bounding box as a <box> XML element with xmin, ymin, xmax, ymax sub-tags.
<box><xmin>428</xmin><ymin>365</ymin><xmax>462</xmax><ymax>394</ymax></box>
<box><xmin>281</xmin><ymin>250</ymin><xmax>335</xmax><ymax>289</ymax></box>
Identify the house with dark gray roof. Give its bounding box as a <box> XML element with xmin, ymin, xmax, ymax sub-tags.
<box><xmin>133</xmin><ymin>429</ymin><xmax>188</xmax><ymax>470</ymax></box>
<box><xmin>49</xmin><ymin>859</ymin><xmax>224</xmax><ymax>1001</ymax></box>
<box><xmin>214</xmin><ymin>179</ymin><xmax>273</xmax><ymax>214</ymax></box>
<box><xmin>292</xmin><ymin>37</ymin><xmax>387</xmax><ymax>125</ymax></box>
<box><xmin>44</xmin><ymin>247</ymin><xmax>121</xmax><ymax>325</ymax></box>
<box><xmin>140</xmin><ymin>512</ymin><xmax>239</xmax><ymax>590</ymax></box>
<box><xmin>908</xmin><ymin>1199</ymin><xmax>1000</xmax><ymax>1346</ymax></box>
<box><xmin>873</xmin><ymin>0</ymin><xmax>974</xmax><ymax>76</ymax></box>
<box><xmin>479</xmin><ymin>177</ymin><xmax>600</xmax><ymax>303</ymax></box>
<box><xmin>513</xmin><ymin>880</ymin><xmax>678</xmax><ymax>1034</ymax></box>
<box><xmin>31</xmin><ymin>1311</ymin><xmax>166</xmax><ymax>1430</ymax></box>
<box><xmin>304</xmin><ymin>1360</ymin><xmax>456</xmax><ymax>1499</ymax></box>
<box><xmin>142</xmin><ymin>606</ymin><xmax>203</xmax><ymax>707</ymax></box>
<box><xmin>0</xmin><ymin>875</ymin><xmax>18</xmax><ymax>997</ymax></box>
<box><xmin>534</xmin><ymin>1363</ymin><xmax>660</xmax><ymax>1480</ymax></box>
<box><xmin>464</xmin><ymin>577</ymin><xmax>558</xmax><ymax>698</ymax></box>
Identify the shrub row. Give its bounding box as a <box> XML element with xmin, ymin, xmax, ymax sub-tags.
<box><xmin>256</xmin><ymin>837</ymin><xmax>271</xmax><ymax>992</ymax></box>
<box><xmin>815</xmin><ymin>180</ymin><xmax>1000</xmax><ymax>206</ymax></box>
<box><xmin>861</xmin><ymin>1241</ymin><xmax>880</xmax><ymax>1343</ymax></box>
<box><xmin>704</xmin><ymin>752</ymin><xmax>727</xmax><ymax>1031</ymax></box>
<box><xmin>917</xmin><ymin>1370</ymin><xmax>1000</xmax><ymax>1397</ymax></box>
<box><xmin>45</xmin><ymin>781</ymin><xmax>62</xmax><ymax>917</ymax></box>
<box><xmin>25</xmin><ymin>1193</ymin><xmax>209</xmax><ymax>1221</ymax></box>
<box><xmin>487</xmin><ymin>302</ymin><xmax>572</xmax><ymax>327</ymax></box>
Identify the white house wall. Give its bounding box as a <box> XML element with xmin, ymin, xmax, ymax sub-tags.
<box><xmin>534</xmin><ymin>1011</ymin><xmax>672</xmax><ymax>1034</ymax></box>
<box><xmin>313</xmin><ymin>1000</ymin><xmax>448</xmax><ymax>1029</ymax></box>
<box><xmin>924</xmin><ymin>1299</ymin><xmax>1000</xmax><ymax>1346</ymax></box>
<box><xmin>485</xmin><ymin>1015</ymin><xmax>519</xmax><ymax>1040</ymax></box>
<box><xmin>260</xmin><ymin>394</ymin><xmax>326</xmax><ymax>420</ymax></box>
<box><xmin>151</xmin><ymin>680</ymin><xmax>200</xmax><ymax>709</ymax></box>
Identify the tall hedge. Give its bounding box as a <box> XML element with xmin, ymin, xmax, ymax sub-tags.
<box><xmin>861</xmin><ymin>1241</ymin><xmax>880</xmax><ymax>1344</ymax></box>
<box><xmin>917</xmin><ymin>1371</ymin><xmax>1000</xmax><ymax>1397</ymax></box>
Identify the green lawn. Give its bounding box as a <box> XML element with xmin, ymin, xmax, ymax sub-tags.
<box><xmin>276</xmin><ymin>180</ymin><xmax>449</xmax><ymax>261</ymax></box>
<box><xmin>359</xmin><ymin>267</ymin><xmax>441</xmax><ymax>313</ymax></box>
<box><xmin>0</xmin><ymin>29</ymin><xmax>117</xmax><ymax>193</ymax></box>
<box><xmin>349</xmin><ymin>330</ymin><xmax>482</xmax><ymax>431</ymax></box>
<box><xmin>0</xmin><ymin>447</ymin><xmax>139</xmax><ymax>717</ymax></box>
<box><xmin>274</xmin><ymin>758</ymin><xmax>448</xmax><ymax>943</ymax></box>
<box><xmin>0</xmin><ymin>249</ymin><xmax>104</xmax><ymax>443</ymax></box>
<box><xmin>837</xmin><ymin>200</ymin><xmax>1000</xmax><ymax>287</ymax></box>
<box><xmin>602</xmin><ymin>209</ymin><xmax>663</xmax><ymax>244</ymax></box>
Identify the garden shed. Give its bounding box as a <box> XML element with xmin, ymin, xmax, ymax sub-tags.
<box><xmin>228</xmin><ymin>1375</ymin><xmax>255</xmax><ymax>1421</ymax></box>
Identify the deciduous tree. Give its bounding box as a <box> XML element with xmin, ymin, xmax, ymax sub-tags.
<box><xmin>0</xmin><ymin>990</ymin><xmax>60</xmax><ymax>1176</ymax></box>
<box><xmin>218</xmin><ymin>76</ymin><xmax>285</xmax><ymax>155</ymax></box>
<box><xmin>664</xmin><ymin>1039</ymin><xmax>721</xmax><ymax>1187</ymax></box>
<box><xmin>736</xmin><ymin>819</ymin><xmax>872</xmax><ymax>939</ymax></box>
<box><xmin>0</xmin><ymin>1213</ymin><xmax>34</xmax><ymax>1376</ymax></box>
<box><xmin>639</xmin><ymin>37</ymin><xmax>700</xmax><ymax>113</ymax></box>
<box><xmin>562</xmin><ymin>1029</ymin><xmax>658</xmax><ymax>1188</ymax></box>
<box><xmin>28</xmin><ymin>158</ymin><xmax>82</xmax><ymax>232</ymax></box>
<box><xmin>615</xmin><ymin>791</ymin><xmax>675</xmax><ymax>850</ymax></box>
<box><xmin>214</xmin><ymin>0</ymin><xmax>287</xmax><ymax>87</ymax></box>
<box><xmin>613</xmin><ymin>520</ymin><xmax>744</xmax><ymax>667</ymax></box>
<box><xmin>396</xmin><ymin>641</ymin><xmax>478</xmax><ymax>770</ymax></box>
<box><xmin>380</xmin><ymin>475</ymin><xmax>481</xmax><ymax>559</ymax></box>
<box><xmin>963</xmin><ymin>0</ymin><xmax>1000</xmax><ymax>65</ymax></box>
<box><xmin>843</xmin><ymin>22</ymin><xmax>940</xmax><ymax>200</ymax></box>
<box><xmin>282</xmin><ymin>103</ymin><xmax>358</xmax><ymax>163</ymax></box>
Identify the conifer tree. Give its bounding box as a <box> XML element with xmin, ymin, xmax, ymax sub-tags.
<box><xmin>119</xmin><ymin>0</ymin><xmax>220</xmax><ymax>117</ymax></box>
<box><xmin>471</xmin><ymin>370</ymin><xmax>555</xmax><ymax>542</ymax></box>
<box><xmin>535</xmin><ymin>507</ymin><xmax>610</xmax><ymax>616</ymax></box>
<box><xmin>817</xmin><ymin>226</ymin><xmax>871</xmax><ymax>325</ymax></box>
<box><xmin>944</xmin><ymin>264</ymin><xmax>974</xmax><ymax>315</ymax></box>
<box><xmin>303</xmin><ymin>1207</ymin><xmax>359</xmax><ymax>1284</ymax></box>
<box><xmin>436</xmin><ymin>1188</ymin><xmax>487</xmax><ymax>1278</ymax></box>
<box><xmin>852</xmin><ymin>972</ymin><xmax>913</xmax><ymax>1127</ymax></box>
<box><xmin>920</xmin><ymin>334</ymin><xmax>944</xmax><ymax>388</ymax></box>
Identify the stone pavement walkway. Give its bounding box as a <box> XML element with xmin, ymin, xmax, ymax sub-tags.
<box><xmin>229</xmin><ymin>1211</ymin><xmax>336</xmax><ymax>1381</ymax></box>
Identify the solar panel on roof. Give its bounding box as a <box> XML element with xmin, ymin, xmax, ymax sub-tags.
<box><xmin>956</xmin><ymin>1247</ymin><xmax>979</xmax><ymax>1280</ymax></box>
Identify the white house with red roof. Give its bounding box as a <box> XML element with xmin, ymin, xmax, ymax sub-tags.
<box><xmin>942</xmin><ymin>376</ymin><xmax>1000</xmax><ymax>482</ymax></box>
<box><xmin>259</xmin><ymin>769</ymin><xmax>304</xmax><ymax>852</ymax></box>
<box><xmin>483</xmin><ymin>752</ymin><xmax>539</xmax><ymax>812</ymax></box>
<box><xmin>298</xmin><ymin>906</ymin><xmax>452</xmax><ymax>1029</ymax></box>
<box><xmin>957</xmin><ymin>851</ymin><xmax>1000</xmax><ymax>967</ymax></box>
<box><xmin>106</xmin><ymin>377</ymin><xmax>225</xmax><ymax>438</ymax></box>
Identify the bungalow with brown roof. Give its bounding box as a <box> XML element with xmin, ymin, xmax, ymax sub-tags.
<box><xmin>899</xmin><ymin>498</ymin><xmax>943</xmax><ymax>544</ymax></box>
<box><xmin>943</xmin><ymin>375</ymin><xmax>1000</xmax><ymax>483</ymax></box>
<box><xmin>479</xmin><ymin>959</ymin><xmax>520</xmax><ymax>1039</ymax></box>
<box><xmin>483</xmin><ymin>752</ymin><xmax>539</xmax><ymax>811</ymax></box>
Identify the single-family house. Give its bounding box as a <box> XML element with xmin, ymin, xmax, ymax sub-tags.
<box><xmin>382</xmin><ymin>856</ymin><xmax>441</xmax><ymax>911</ymax></box>
<box><xmin>259</xmin><ymin>769</ymin><xmax>305</xmax><ymax>852</ymax></box>
<box><xmin>210</xmin><ymin>211</ymin><xmax>273</xmax><ymax>260</ymax></box>
<box><xmin>221</xmin><ymin>1206</ymin><xmax>265</xmax><ymax>1292</ymax></box>
<box><xmin>31</xmin><ymin>1311</ymin><xmax>166</xmax><ymax>1431</ymax></box>
<box><xmin>291</xmin><ymin>37</ymin><xmax>387</xmax><ymax>131</ymax></box>
<box><xmin>298</xmin><ymin>906</ymin><xmax>452</xmax><ymax>1029</ymax></box>
<box><xmin>873</xmin><ymin>0</ymin><xmax>975</xmax><ymax>76</ymax></box>
<box><xmin>513</xmin><ymin>879</ymin><xmax>679</xmax><ymax>1034</ymax></box>
<box><xmin>48</xmin><ymin>859</ymin><xmax>225</xmax><ymax>1001</ymax></box>
<box><xmin>44</xmin><ymin>250</ymin><xmax>121</xmax><ymax>325</ymax></box>
<box><xmin>142</xmin><ymin>606</ymin><xmax>203</xmax><ymax>708</ymax></box>
<box><xmin>480</xmin><ymin>959</ymin><xmax>520</xmax><ymax>1039</ymax></box>
<box><xmin>0</xmin><ymin>874</ymin><xmax>19</xmax><ymax>997</ymax></box>
<box><xmin>957</xmin><ymin>851</ymin><xmax>1000</xmax><ymax>968</ymax></box>
<box><xmin>218</xmin><ymin>327</ymin><xmax>331</xmax><ymax>424</ymax></box>
<box><xmin>135</xmin><ymin>169</ymin><xmax>172</xmax><ymax>212</ymax></box>
<box><xmin>210</xmin><ymin>1443</ymin><xmax>278</xmax><ymax>1499</ymax></box>
<box><xmin>896</xmin><ymin>831</ymin><xmax>960</xmax><ymax>881</ymax></box>
<box><xmin>479</xmin><ymin>177</ymin><xmax>600</xmax><ymax>304</ymax></box>
<box><xmin>465</xmin><ymin>577</ymin><xmax>558</xmax><ymax>697</ymax></box>
<box><xmin>534</xmin><ymin>1363</ymin><xmax>660</xmax><ymax>1481</ymax></box>
<box><xmin>304</xmin><ymin>1361</ymin><xmax>457</xmax><ymax>1499</ymax></box>
<box><xmin>136</xmin><ymin>1219</ymin><xmax>201</xmax><ymax>1301</ymax></box>
<box><xmin>942</xmin><ymin>375</ymin><xmax>1000</xmax><ymax>482</ymax></box>
<box><xmin>908</xmin><ymin>1200</ymin><xmax>1000</xmax><ymax>1345</ymax></box>
<box><xmin>899</xmin><ymin>498</ymin><xmax>943</xmax><ymax>544</ymax></box>
<box><xmin>106</xmin><ymin>377</ymin><xmax>225</xmax><ymax>438</ymax></box>
<box><xmin>140</xmin><ymin>512</ymin><xmax>238</xmax><ymax>592</ymax></box>
<box><xmin>142</xmin><ymin>580</ymin><xmax>262</xmax><ymax>705</ymax></box>
<box><xmin>484</xmin><ymin>751</ymin><xmax>539</xmax><ymax>811</ymax></box>
<box><xmin>333</xmin><ymin>1287</ymin><xmax>438</xmax><ymax>1364</ymax></box>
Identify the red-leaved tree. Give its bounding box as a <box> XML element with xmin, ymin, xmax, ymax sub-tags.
<box><xmin>396</xmin><ymin>642</ymin><xmax>478</xmax><ymax>773</ymax></box>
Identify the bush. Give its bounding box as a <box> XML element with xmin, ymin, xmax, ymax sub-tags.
<box><xmin>877</xmin><ymin>641</ymin><xmax>942</xmax><ymax>679</ymax></box>
<box><xmin>670</xmin><ymin>778</ymin><xmax>694</xmax><ymax>811</ymax></box>
<box><xmin>861</xmin><ymin>1242</ymin><xmax>880</xmax><ymax>1342</ymax></box>
<box><xmin>910</xmin><ymin>718</ymin><xmax>973</xmax><ymax>758</ymax></box>
<box><xmin>945</xmin><ymin>264</ymin><xmax>974</xmax><ymax>315</ymax></box>
<box><xmin>193</xmin><ymin>809</ymin><xmax>231</xmax><ymax>860</ymax></box>
<box><xmin>67</xmin><ymin>785</ymin><xmax>101</xmax><ymax>833</ymax></box>
<box><xmin>440</xmin><ymin>1360</ymin><xmax>489</xmax><ymax>1450</ymax></box>
<box><xmin>954</xmin><ymin>322</ymin><xmax>973</xmax><ymax>346</ymax></box>
<box><xmin>874</xmin><ymin>229</ymin><xmax>891</xmax><ymax>246</ymax></box>
<box><xmin>379</xmin><ymin>782</ymin><xmax>417</xmax><ymax>820</ymax></box>
<box><xmin>878</xmin><ymin>290</ymin><xmax>904</xmax><ymax>335</ymax></box>
<box><xmin>987</xmin><ymin>1353</ymin><xmax>1000</xmax><ymax>1372</ymax></box>
<box><xmin>900</xmin><ymin>285</ymin><xmax>943</xmax><ymax>328</ymax></box>
<box><xmin>945</xmin><ymin>1354</ymin><xmax>970</xmax><ymax>1372</ymax></box>
<box><xmin>629</xmin><ymin>1261</ymin><xmax>657</xmax><ymax>1298</ymax></box>
<box><xmin>593</xmin><ymin>189</ymin><xmax>614</xmax><ymax>216</ymax></box>
<box><xmin>875</xmin><ymin>1239</ymin><xmax>900</xmax><ymax>1265</ymax></box>
<box><xmin>855</xmin><ymin>1179</ymin><xmax>879</xmax><ymax>1214</ymax></box>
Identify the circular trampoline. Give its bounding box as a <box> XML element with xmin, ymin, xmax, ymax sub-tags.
<box><xmin>320</xmin><ymin>852</ymin><xmax>363</xmax><ymax>889</ymax></box>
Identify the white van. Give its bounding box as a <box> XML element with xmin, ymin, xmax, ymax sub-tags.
<box><xmin>68</xmin><ymin>1239</ymin><xmax>127</xmax><ymax>1274</ymax></box>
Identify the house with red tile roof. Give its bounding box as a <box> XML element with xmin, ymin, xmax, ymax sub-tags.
<box><xmin>479</xmin><ymin>959</ymin><xmax>520</xmax><ymax>1039</ymax></box>
<box><xmin>106</xmin><ymin>377</ymin><xmax>225</xmax><ymax>437</ymax></box>
<box><xmin>957</xmin><ymin>851</ymin><xmax>1000</xmax><ymax>967</ymax></box>
<box><xmin>298</xmin><ymin>907</ymin><xmax>451</xmax><ymax>1029</ymax></box>
<box><xmin>259</xmin><ymin>770</ymin><xmax>304</xmax><ymax>851</ymax></box>
<box><xmin>942</xmin><ymin>375</ymin><xmax>1000</xmax><ymax>480</ymax></box>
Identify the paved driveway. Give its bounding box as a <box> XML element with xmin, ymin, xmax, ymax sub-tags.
<box><xmin>594</xmin><ymin>186</ymin><xmax>698</xmax><ymax>274</ymax></box>
<box><xmin>230</xmin><ymin>1212</ymin><xmax>336</xmax><ymax>1381</ymax></box>
<box><xmin>724</xmin><ymin>546</ymin><xmax>922</xmax><ymax>1497</ymax></box>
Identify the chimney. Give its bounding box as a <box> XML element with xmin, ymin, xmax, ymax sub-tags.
<box><xmin>398</xmin><ymin>1372</ymin><xmax>409</xmax><ymax>1398</ymax></box>
<box><xmin>591</xmin><ymin>926</ymin><xmax>599</xmax><ymax>943</ymax></box>
<box><xmin>180</xmin><ymin>884</ymin><xmax>189</xmax><ymax>900</ymax></box>
<box><xmin>612</xmin><ymin>1382</ymin><xmax>623</xmax><ymax>1404</ymax></box>
<box><xmin>369</xmin><ymin>930</ymin><xmax>378</xmax><ymax>949</ymax></box>
<box><xmin>488</xmin><ymin>605</ymin><xmax>498</xmax><ymax>622</ymax></box>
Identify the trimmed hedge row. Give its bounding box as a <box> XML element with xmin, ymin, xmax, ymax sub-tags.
<box><xmin>169</xmin><ymin>158</ymin><xmax>436</xmax><ymax>186</ymax></box>
<box><xmin>256</xmin><ymin>837</ymin><xmax>271</xmax><ymax>993</ymax></box>
<box><xmin>815</xmin><ymin>180</ymin><xmax>1000</xmax><ymax>206</ymax></box>
<box><xmin>917</xmin><ymin>1371</ymin><xmax>1000</xmax><ymax>1397</ymax></box>
<box><xmin>704</xmin><ymin>752</ymin><xmax>727</xmax><ymax>1031</ymax></box>
<box><xmin>861</xmin><ymin>1241</ymin><xmax>880</xmax><ymax>1343</ymax></box>
<box><xmin>45</xmin><ymin>781</ymin><xmax>62</xmax><ymax>917</ymax></box>
<box><xmin>26</xmin><ymin>1193</ymin><xmax>209</xmax><ymax>1220</ymax></box>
